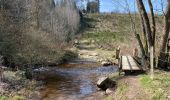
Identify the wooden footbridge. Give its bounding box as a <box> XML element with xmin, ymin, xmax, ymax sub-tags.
<box><xmin>115</xmin><ymin>47</ymin><xmax>143</xmax><ymax>74</ymax></box>
<box><xmin>119</xmin><ymin>55</ymin><xmax>143</xmax><ymax>74</ymax></box>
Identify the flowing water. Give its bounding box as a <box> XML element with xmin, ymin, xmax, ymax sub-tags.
<box><xmin>34</xmin><ymin>61</ymin><xmax>117</xmax><ymax>100</ymax></box>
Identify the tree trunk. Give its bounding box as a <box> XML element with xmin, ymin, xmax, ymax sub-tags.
<box><xmin>139</xmin><ymin>9</ymin><xmax>148</xmax><ymax>55</ymax></box>
<box><xmin>126</xmin><ymin>0</ymin><xmax>145</xmax><ymax>57</ymax></box>
<box><xmin>35</xmin><ymin>0</ymin><xmax>40</xmax><ymax>28</ymax></box>
<box><xmin>159</xmin><ymin>1</ymin><xmax>170</xmax><ymax>69</ymax></box>
<box><xmin>137</xmin><ymin>0</ymin><xmax>155</xmax><ymax>78</ymax></box>
<box><xmin>136</xmin><ymin>0</ymin><xmax>153</xmax><ymax>47</ymax></box>
<box><xmin>150</xmin><ymin>46</ymin><xmax>154</xmax><ymax>79</ymax></box>
<box><xmin>148</xmin><ymin>0</ymin><xmax>156</xmax><ymax>45</ymax></box>
<box><xmin>148</xmin><ymin>0</ymin><xmax>155</xmax><ymax>78</ymax></box>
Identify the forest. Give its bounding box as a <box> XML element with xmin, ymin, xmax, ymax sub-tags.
<box><xmin>0</xmin><ymin>0</ymin><xmax>170</xmax><ymax>99</ymax></box>
<box><xmin>0</xmin><ymin>0</ymin><xmax>80</xmax><ymax>66</ymax></box>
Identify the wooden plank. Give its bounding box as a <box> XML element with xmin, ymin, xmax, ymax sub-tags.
<box><xmin>119</xmin><ymin>56</ymin><xmax>122</xmax><ymax>76</ymax></box>
<box><xmin>121</xmin><ymin>56</ymin><xmax>141</xmax><ymax>70</ymax></box>
<box><xmin>116</xmin><ymin>47</ymin><xmax>120</xmax><ymax>59</ymax></box>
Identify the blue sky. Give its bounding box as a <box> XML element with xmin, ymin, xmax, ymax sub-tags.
<box><xmin>100</xmin><ymin>0</ymin><xmax>166</xmax><ymax>13</ymax></box>
<box><xmin>77</xmin><ymin>0</ymin><xmax>167</xmax><ymax>14</ymax></box>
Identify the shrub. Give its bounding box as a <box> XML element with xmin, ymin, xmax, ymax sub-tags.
<box><xmin>0</xmin><ymin>0</ymin><xmax>80</xmax><ymax>66</ymax></box>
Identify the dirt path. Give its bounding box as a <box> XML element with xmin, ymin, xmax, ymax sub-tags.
<box><xmin>72</xmin><ymin>39</ymin><xmax>117</xmax><ymax>64</ymax></box>
<box><xmin>114</xmin><ymin>75</ymin><xmax>150</xmax><ymax>100</ymax></box>
<box><xmin>125</xmin><ymin>76</ymin><xmax>147</xmax><ymax>99</ymax></box>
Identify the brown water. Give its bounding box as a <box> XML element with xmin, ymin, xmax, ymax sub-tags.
<box><xmin>34</xmin><ymin>61</ymin><xmax>117</xmax><ymax>100</ymax></box>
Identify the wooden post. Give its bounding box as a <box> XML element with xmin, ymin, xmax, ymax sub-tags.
<box><xmin>116</xmin><ymin>46</ymin><xmax>121</xmax><ymax>75</ymax></box>
<box><xmin>133</xmin><ymin>48</ymin><xmax>138</xmax><ymax>58</ymax></box>
<box><xmin>119</xmin><ymin>56</ymin><xmax>122</xmax><ymax>76</ymax></box>
<box><xmin>116</xmin><ymin>46</ymin><xmax>120</xmax><ymax>59</ymax></box>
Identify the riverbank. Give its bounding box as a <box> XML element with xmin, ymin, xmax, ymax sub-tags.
<box><xmin>0</xmin><ymin>69</ymin><xmax>43</xmax><ymax>99</ymax></box>
<box><xmin>70</xmin><ymin>14</ymin><xmax>140</xmax><ymax>66</ymax></box>
<box><xmin>84</xmin><ymin>70</ymin><xmax>170</xmax><ymax>100</ymax></box>
<box><xmin>0</xmin><ymin>13</ymin><xmax>169</xmax><ymax>100</ymax></box>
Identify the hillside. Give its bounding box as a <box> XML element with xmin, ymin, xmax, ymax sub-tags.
<box><xmin>0</xmin><ymin>1</ymin><xmax>170</xmax><ymax>99</ymax></box>
<box><xmin>82</xmin><ymin>14</ymin><xmax>139</xmax><ymax>53</ymax></box>
<box><xmin>71</xmin><ymin>13</ymin><xmax>164</xmax><ymax>63</ymax></box>
<box><xmin>72</xmin><ymin>14</ymin><xmax>143</xmax><ymax>62</ymax></box>
<box><xmin>75</xmin><ymin>14</ymin><xmax>170</xmax><ymax>100</ymax></box>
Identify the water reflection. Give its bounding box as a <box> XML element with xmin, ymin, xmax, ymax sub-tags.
<box><xmin>34</xmin><ymin>62</ymin><xmax>117</xmax><ymax>100</ymax></box>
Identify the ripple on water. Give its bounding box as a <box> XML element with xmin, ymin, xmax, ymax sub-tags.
<box><xmin>34</xmin><ymin>63</ymin><xmax>118</xmax><ymax>99</ymax></box>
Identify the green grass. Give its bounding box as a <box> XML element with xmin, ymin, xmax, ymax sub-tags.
<box><xmin>0</xmin><ymin>96</ymin><xmax>8</xmax><ymax>100</ymax></box>
<box><xmin>140</xmin><ymin>75</ymin><xmax>153</xmax><ymax>88</ymax></box>
<box><xmin>81</xmin><ymin>14</ymin><xmax>137</xmax><ymax>51</ymax></box>
<box><xmin>104</xmin><ymin>95</ymin><xmax>112</xmax><ymax>100</ymax></box>
<box><xmin>83</xmin><ymin>32</ymin><xmax>127</xmax><ymax>44</ymax></box>
<box><xmin>115</xmin><ymin>82</ymin><xmax>129</xmax><ymax>100</ymax></box>
<box><xmin>12</xmin><ymin>95</ymin><xmax>25</xmax><ymax>100</ymax></box>
<box><xmin>140</xmin><ymin>70</ymin><xmax>170</xmax><ymax>100</ymax></box>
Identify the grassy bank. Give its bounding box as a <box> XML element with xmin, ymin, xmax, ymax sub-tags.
<box><xmin>74</xmin><ymin>13</ymin><xmax>169</xmax><ymax>100</ymax></box>
<box><xmin>0</xmin><ymin>70</ymin><xmax>42</xmax><ymax>99</ymax></box>
<box><xmin>105</xmin><ymin>70</ymin><xmax>170</xmax><ymax>100</ymax></box>
<box><xmin>140</xmin><ymin>70</ymin><xmax>170</xmax><ymax>100</ymax></box>
<box><xmin>73</xmin><ymin>14</ymin><xmax>139</xmax><ymax>63</ymax></box>
<box><xmin>79</xmin><ymin>14</ymin><xmax>164</xmax><ymax>56</ymax></box>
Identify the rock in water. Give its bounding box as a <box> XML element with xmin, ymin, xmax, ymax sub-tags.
<box><xmin>97</xmin><ymin>77</ymin><xmax>116</xmax><ymax>90</ymax></box>
<box><xmin>106</xmin><ymin>88</ymin><xmax>114</xmax><ymax>94</ymax></box>
<box><xmin>101</xmin><ymin>61</ymin><xmax>113</xmax><ymax>66</ymax></box>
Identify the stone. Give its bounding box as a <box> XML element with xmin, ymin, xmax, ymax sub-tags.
<box><xmin>101</xmin><ymin>60</ymin><xmax>113</xmax><ymax>66</ymax></box>
<box><xmin>97</xmin><ymin>58</ymin><xmax>103</xmax><ymax>62</ymax></box>
<box><xmin>97</xmin><ymin>77</ymin><xmax>116</xmax><ymax>90</ymax></box>
<box><xmin>105</xmin><ymin>88</ymin><xmax>114</xmax><ymax>94</ymax></box>
<box><xmin>90</xmin><ymin>53</ymin><xmax>98</xmax><ymax>56</ymax></box>
<box><xmin>167</xmin><ymin>96</ymin><xmax>170</xmax><ymax>100</ymax></box>
<box><xmin>91</xmin><ymin>40</ymin><xmax>95</xmax><ymax>43</ymax></box>
<box><xmin>74</xmin><ymin>39</ymin><xmax>79</xmax><ymax>44</ymax></box>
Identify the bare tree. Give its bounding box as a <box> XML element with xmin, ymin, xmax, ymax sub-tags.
<box><xmin>0</xmin><ymin>0</ymin><xmax>80</xmax><ymax>66</ymax></box>
<box><xmin>125</xmin><ymin>0</ymin><xmax>145</xmax><ymax>58</ymax></box>
<box><xmin>136</xmin><ymin>0</ymin><xmax>156</xmax><ymax>79</ymax></box>
<box><xmin>159</xmin><ymin>0</ymin><xmax>170</xmax><ymax>69</ymax></box>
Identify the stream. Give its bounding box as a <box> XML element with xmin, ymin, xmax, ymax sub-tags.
<box><xmin>33</xmin><ymin>61</ymin><xmax>117</xmax><ymax>100</ymax></box>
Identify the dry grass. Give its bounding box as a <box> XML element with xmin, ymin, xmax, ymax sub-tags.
<box><xmin>0</xmin><ymin>70</ymin><xmax>41</xmax><ymax>99</ymax></box>
<box><xmin>81</xmin><ymin>14</ymin><xmax>164</xmax><ymax>56</ymax></box>
<box><xmin>140</xmin><ymin>70</ymin><xmax>170</xmax><ymax>100</ymax></box>
<box><xmin>0</xmin><ymin>0</ymin><xmax>80</xmax><ymax>66</ymax></box>
<box><xmin>80</xmin><ymin>14</ymin><xmax>139</xmax><ymax>56</ymax></box>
